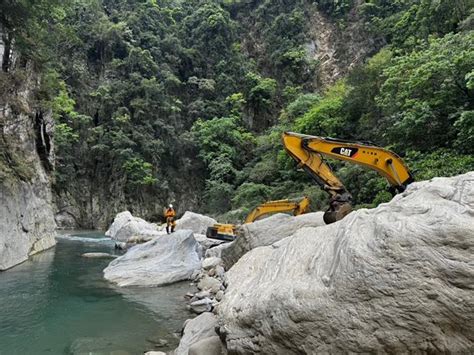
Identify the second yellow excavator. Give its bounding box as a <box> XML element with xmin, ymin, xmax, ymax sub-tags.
<box><xmin>206</xmin><ymin>196</ymin><xmax>311</xmax><ymax>241</ymax></box>
<box><xmin>282</xmin><ymin>132</ymin><xmax>414</xmax><ymax>224</ymax></box>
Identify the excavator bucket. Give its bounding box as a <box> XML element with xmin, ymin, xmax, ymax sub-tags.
<box><xmin>323</xmin><ymin>202</ymin><xmax>352</xmax><ymax>224</ymax></box>
<box><xmin>323</xmin><ymin>211</ymin><xmax>337</xmax><ymax>224</ymax></box>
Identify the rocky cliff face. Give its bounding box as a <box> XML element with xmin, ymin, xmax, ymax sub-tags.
<box><xmin>53</xmin><ymin>173</ymin><xmax>203</xmax><ymax>230</ymax></box>
<box><xmin>306</xmin><ymin>0</ymin><xmax>383</xmax><ymax>86</ymax></box>
<box><xmin>0</xmin><ymin>48</ymin><xmax>57</xmax><ymax>270</ymax></box>
<box><xmin>239</xmin><ymin>1</ymin><xmax>381</xmax><ymax>88</ymax></box>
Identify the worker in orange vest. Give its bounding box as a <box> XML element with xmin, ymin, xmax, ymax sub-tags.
<box><xmin>165</xmin><ymin>204</ymin><xmax>176</xmax><ymax>234</ymax></box>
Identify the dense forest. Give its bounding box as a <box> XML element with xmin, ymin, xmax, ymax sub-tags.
<box><xmin>1</xmin><ymin>0</ymin><xmax>473</xmax><ymax>227</ymax></box>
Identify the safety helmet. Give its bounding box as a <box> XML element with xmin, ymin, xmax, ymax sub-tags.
<box><xmin>169</xmin><ymin>204</ymin><xmax>173</xmax><ymax>208</ymax></box>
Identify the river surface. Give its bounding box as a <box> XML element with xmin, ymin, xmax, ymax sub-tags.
<box><xmin>0</xmin><ymin>231</ymin><xmax>192</xmax><ymax>355</ymax></box>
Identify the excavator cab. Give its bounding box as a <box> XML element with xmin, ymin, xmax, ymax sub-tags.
<box><xmin>282</xmin><ymin>132</ymin><xmax>413</xmax><ymax>224</ymax></box>
<box><xmin>206</xmin><ymin>196</ymin><xmax>311</xmax><ymax>241</ymax></box>
<box><xmin>206</xmin><ymin>223</ymin><xmax>237</xmax><ymax>241</ymax></box>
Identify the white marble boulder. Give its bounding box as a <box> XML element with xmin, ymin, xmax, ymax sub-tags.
<box><xmin>218</xmin><ymin>173</ymin><xmax>474</xmax><ymax>354</ymax></box>
<box><xmin>174</xmin><ymin>312</ymin><xmax>224</xmax><ymax>355</ymax></box>
<box><xmin>221</xmin><ymin>211</ymin><xmax>325</xmax><ymax>268</ymax></box>
<box><xmin>105</xmin><ymin>211</ymin><xmax>163</xmax><ymax>242</ymax></box>
<box><xmin>177</xmin><ymin>212</ymin><xmax>217</xmax><ymax>235</ymax></box>
<box><xmin>104</xmin><ymin>230</ymin><xmax>202</xmax><ymax>287</ymax></box>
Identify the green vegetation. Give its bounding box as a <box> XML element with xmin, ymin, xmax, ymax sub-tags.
<box><xmin>1</xmin><ymin>0</ymin><xmax>473</xmax><ymax>221</ymax></box>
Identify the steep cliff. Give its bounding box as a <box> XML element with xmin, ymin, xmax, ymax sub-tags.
<box><xmin>0</xmin><ymin>43</ymin><xmax>57</xmax><ymax>270</ymax></box>
<box><xmin>53</xmin><ymin>173</ymin><xmax>202</xmax><ymax>230</ymax></box>
<box><xmin>49</xmin><ymin>1</ymin><xmax>379</xmax><ymax>229</ymax></box>
<box><xmin>306</xmin><ymin>0</ymin><xmax>383</xmax><ymax>86</ymax></box>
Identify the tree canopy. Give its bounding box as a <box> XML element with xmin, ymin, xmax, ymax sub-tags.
<box><xmin>1</xmin><ymin>0</ymin><xmax>472</xmax><ymax>224</ymax></box>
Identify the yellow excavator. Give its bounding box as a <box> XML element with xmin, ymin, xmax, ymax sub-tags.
<box><xmin>206</xmin><ymin>196</ymin><xmax>311</xmax><ymax>241</ymax></box>
<box><xmin>282</xmin><ymin>132</ymin><xmax>413</xmax><ymax>224</ymax></box>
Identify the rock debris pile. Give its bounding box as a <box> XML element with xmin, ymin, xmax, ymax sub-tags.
<box><xmin>185</xmin><ymin>256</ymin><xmax>227</xmax><ymax>314</ymax></box>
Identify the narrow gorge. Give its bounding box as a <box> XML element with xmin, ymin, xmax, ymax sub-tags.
<box><xmin>1</xmin><ymin>0</ymin><xmax>473</xmax><ymax>354</ymax></box>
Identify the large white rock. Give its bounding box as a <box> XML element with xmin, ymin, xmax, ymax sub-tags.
<box><xmin>202</xmin><ymin>257</ymin><xmax>223</xmax><ymax>270</ymax></box>
<box><xmin>174</xmin><ymin>312</ymin><xmax>219</xmax><ymax>355</ymax></box>
<box><xmin>197</xmin><ymin>276</ymin><xmax>222</xmax><ymax>293</ymax></box>
<box><xmin>218</xmin><ymin>173</ymin><xmax>474</xmax><ymax>353</ymax></box>
<box><xmin>188</xmin><ymin>336</ymin><xmax>224</xmax><ymax>355</ymax></box>
<box><xmin>221</xmin><ymin>212</ymin><xmax>325</xmax><ymax>268</ymax></box>
<box><xmin>189</xmin><ymin>297</ymin><xmax>216</xmax><ymax>314</ymax></box>
<box><xmin>205</xmin><ymin>242</ymin><xmax>233</xmax><ymax>259</ymax></box>
<box><xmin>105</xmin><ymin>211</ymin><xmax>163</xmax><ymax>242</ymax></box>
<box><xmin>193</xmin><ymin>233</ymin><xmax>227</xmax><ymax>255</ymax></box>
<box><xmin>103</xmin><ymin>230</ymin><xmax>202</xmax><ymax>287</ymax></box>
<box><xmin>177</xmin><ymin>212</ymin><xmax>217</xmax><ymax>235</ymax></box>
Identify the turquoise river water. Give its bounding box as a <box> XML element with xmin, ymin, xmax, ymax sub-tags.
<box><xmin>0</xmin><ymin>231</ymin><xmax>192</xmax><ymax>355</ymax></box>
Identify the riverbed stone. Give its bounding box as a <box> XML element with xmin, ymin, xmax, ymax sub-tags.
<box><xmin>188</xmin><ymin>336</ymin><xmax>225</xmax><ymax>355</ymax></box>
<box><xmin>192</xmin><ymin>234</ymin><xmax>227</xmax><ymax>259</ymax></box>
<box><xmin>221</xmin><ymin>212</ymin><xmax>325</xmax><ymax>268</ymax></box>
<box><xmin>81</xmin><ymin>252</ymin><xmax>117</xmax><ymax>259</ymax></box>
<box><xmin>202</xmin><ymin>257</ymin><xmax>222</xmax><ymax>270</ymax></box>
<box><xmin>174</xmin><ymin>312</ymin><xmax>219</xmax><ymax>355</ymax></box>
<box><xmin>197</xmin><ymin>276</ymin><xmax>222</xmax><ymax>293</ymax></box>
<box><xmin>105</xmin><ymin>211</ymin><xmax>162</xmax><ymax>242</ymax></box>
<box><xmin>189</xmin><ymin>298</ymin><xmax>215</xmax><ymax>314</ymax></box>
<box><xmin>218</xmin><ymin>173</ymin><xmax>474</xmax><ymax>353</ymax></box>
<box><xmin>194</xmin><ymin>290</ymin><xmax>211</xmax><ymax>300</ymax></box>
<box><xmin>215</xmin><ymin>290</ymin><xmax>224</xmax><ymax>302</ymax></box>
<box><xmin>177</xmin><ymin>212</ymin><xmax>217</xmax><ymax>235</ymax></box>
<box><xmin>193</xmin><ymin>233</ymin><xmax>226</xmax><ymax>251</ymax></box>
<box><xmin>103</xmin><ymin>230</ymin><xmax>202</xmax><ymax>287</ymax></box>
<box><xmin>214</xmin><ymin>265</ymin><xmax>225</xmax><ymax>279</ymax></box>
<box><xmin>205</xmin><ymin>243</ymin><xmax>232</xmax><ymax>259</ymax></box>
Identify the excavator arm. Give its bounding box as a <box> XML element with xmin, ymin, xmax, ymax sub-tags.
<box><xmin>282</xmin><ymin>133</ymin><xmax>348</xmax><ymax>196</ymax></box>
<box><xmin>206</xmin><ymin>196</ymin><xmax>311</xmax><ymax>241</ymax></box>
<box><xmin>282</xmin><ymin>132</ymin><xmax>413</xmax><ymax>223</ymax></box>
<box><xmin>244</xmin><ymin>196</ymin><xmax>310</xmax><ymax>223</ymax></box>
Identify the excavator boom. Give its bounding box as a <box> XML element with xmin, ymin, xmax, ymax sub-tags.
<box><xmin>282</xmin><ymin>132</ymin><xmax>413</xmax><ymax>223</ymax></box>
